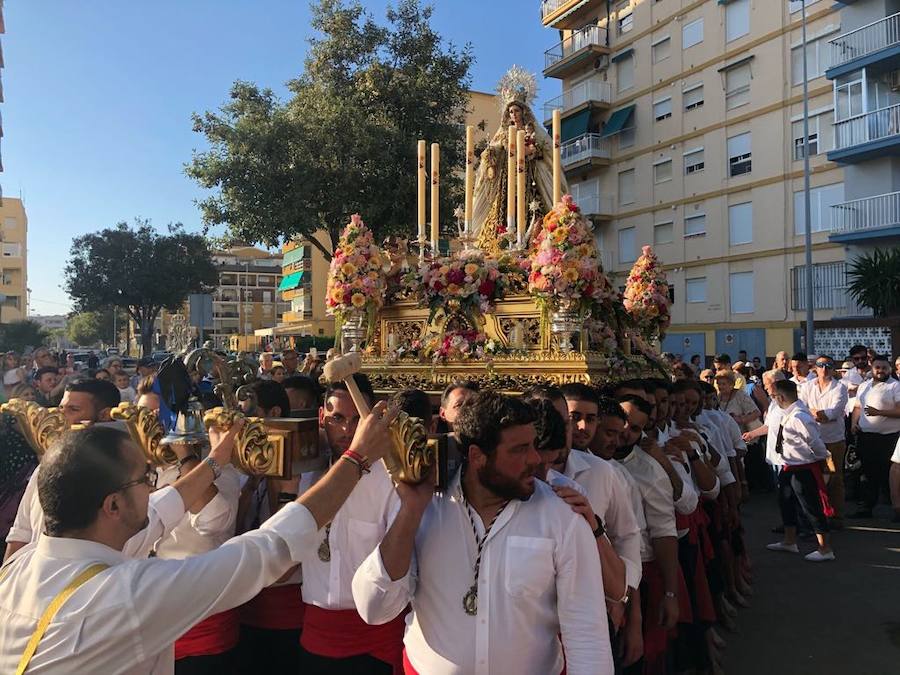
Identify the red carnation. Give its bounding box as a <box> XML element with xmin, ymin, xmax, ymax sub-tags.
<box><xmin>448</xmin><ymin>269</ymin><xmax>465</xmax><ymax>285</ymax></box>
<box><xmin>478</xmin><ymin>279</ymin><xmax>495</xmax><ymax>296</ymax></box>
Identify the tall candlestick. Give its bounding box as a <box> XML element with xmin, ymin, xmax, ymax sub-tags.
<box><xmin>464</xmin><ymin>126</ymin><xmax>474</xmax><ymax>234</ymax></box>
<box><xmin>431</xmin><ymin>143</ymin><xmax>440</xmax><ymax>253</ymax></box>
<box><xmin>517</xmin><ymin>129</ymin><xmax>527</xmax><ymax>247</ymax></box>
<box><xmin>552</xmin><ymin>109</ymin><xmax>562</xmax><ymax>205</ymax></box>
<box><xmin>417</xmin><ymin>140</ymin><xmax>426</xmax><ymax>245</ymax></box>
<box><xmin>507</xmin><ymin>126</ymin><xmax>517</xmax><ymax>236</ymax></box>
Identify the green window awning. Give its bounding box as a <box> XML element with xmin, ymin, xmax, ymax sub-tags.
<box><xmin>282</xmin><ymin>246</ymin><xmax>306</xmax><ymax>266</ymax></box>
<box><xmin>600</xmin><ymin>104</ymin><xmax>636</xmax><ymax>138</ymax></box>
<box><xmin>610</xmin><ymin>48</ymin><xmax>633</xmax><ymax>64</ymax></box>
<box><xmin>561</xmin><ymin>109</ymin><xmax>592</xmax><ymax>143</ymax></box>
<box><xmin>278</xmin><ymin>271</ymin><xmax>305</xmax><ymax>292</ymax></box>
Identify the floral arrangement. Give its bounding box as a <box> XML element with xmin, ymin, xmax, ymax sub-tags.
<box><xmin>527</xmin><ymin>195</ymin><xmax>606</xmax><ymax>313</ymax></box>
<box><xmin>623</xmin><ymin>245</ymin><xmax>671</xmax><ymax>340</ymax></box>
<box><xmin>325</xmin><ymin>215</ymin><xmax>389</xmax><ymax>344</ymax></box>
<box><xmin>420</xmin><ymin>250</ymin><xmax>508</xmax><ymax>323</ymax></box>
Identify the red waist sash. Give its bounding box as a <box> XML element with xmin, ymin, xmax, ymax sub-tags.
<box><xmin>174</xmin><ymin>609</ymin><xmax>239</xmax><ymax>660</ymax></box>
<box><xmin>403</xmin><ymin>648</ymin><xmax>419</xmax><ymax>675</ymax></box>
<box><xmin>239</xmin><ymin>584</ymin><xmax>305</xmax><ymax>630</ymax></box>
<box><xmin>783</xmin><ymin>462</ymin><xmax>835</xmax><ymax>518</ymax></box>
<box><xmin>300</xmin><ymin>605</ymin><xmax>405</xmax><ymax>669</ymax></box>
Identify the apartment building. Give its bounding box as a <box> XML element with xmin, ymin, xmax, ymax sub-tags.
<box><xmin>541</xmin><ymin>0</ymin><xmax>849</xmax><ymax>361</ymax></box>
<box><xmin>0</xmin><ymin>198</ymin><xmax>27</xmax><ymax>323</ymax></box>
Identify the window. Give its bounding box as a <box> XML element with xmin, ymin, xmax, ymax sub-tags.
<box><xmin>683</xmin><ymin>84</ymin><xmax>704</xmax><ymax>111</ymax></box>
<box><xmin>727</xmin><ymin>132</ymin><xmax>752</xmax><ymax>177</ymax></box>
<box><xmin>654</xmin><ymin>97</ymin><xmax>673</xmax><ymax>121</ymax></box>
<box><xmin>789</xmin><ymin>0</ymin><xmax>822</xmax><ymax>13</ymax></box>
<box><xmin>685</xmin><ymin>212</ymin><xmax>707</xmax><ymax>237</ymax></box>
<box><xmin>726</xmin><ymin>0</ymin><xmax>750</xmax><ymax>42</ymax></box>
<box><xmin>682</xmin><ymin>18</ymin><xmax>703</xmax><ymax>49</ymax></box>
<box><xmin>652</xmin><ymin>36</ymin><xmax>671</xmax><ymax>64</ymax></box>
<box><xmin>728</xmin><ymin>201</ymin><xmax>753</xmax><ymax>245</ymax></box>
<box><xmin>725</xmin><ymin>63</ymin><xmax>751</xmax><ymax>109</ymax></box>
<box><xmin>619</xmin><ymin>126</ymin><xmax>636</xmax><ymax>150</ymax></box>
<box><xmin>619</xmin><ymin>227</ymin><xmax>637</xmax><ymax>264</ymax></box>
<box><xmin>792</xmin><ymin>110</ymin><xmax>834</xmax><ymax>160</ymax></box>
<box><xmin>686</xmin><ymin>277</ymin><xmax>707</xmax><ymax>303</ymax></box>
<box><xmin>617</xmin><ymin>54</ymin><xmax>634</xmax><ymax>92</ymax></box>
<box><xmin>793</xmin><ymin>182</ymin><xmax>845</xmax><ymax>234</ymax></box>
<box><xmin>654</xmin><ymin>158</ymin><xmax>673</xmax><ymax>183</ymax></box>
<box><xmin>791</xmin><ymin>35</ymin><xmax>831</xmax><ymax>85</ymax></box>
<box><xmin>654</xmin><ymin>221</ymin><xmax>674</xmax><ymax>244</ymax></box>
<box><xmin>618</xmin><ymin>169</ymin><xmax>635</xmax><ymax>205</ymax></box>
<box><xmin>684</xmin><ymin>147</ymin><xmax>705</xmax><ymax>174</ymax></box>
<box><xmin>729</xmin><ymin>272</ymin><xmax>754</xmax><ymax>314</ymax></box>
<box><xmin>617</xmin><ymin>4</ymin><xmax>633</xmax><ymax>35</ymax></box>
<box><xmin>1</xmin><ymin>243</ymin><xmax>21</xmax><ymax>257</ymax></box>
<box><xmin>835</xmin><ymin>71</ymin><xmax>864</xmax><ymax>122</ymax></box>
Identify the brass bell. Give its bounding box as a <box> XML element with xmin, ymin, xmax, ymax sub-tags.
<box><xmin>159</xmin><ymin>397</ymin><xmax>209</xmax><ymax>451</ymax></box>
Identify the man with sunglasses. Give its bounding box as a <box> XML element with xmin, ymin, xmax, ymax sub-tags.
<box><xmin>799</xmin><ymin>356</ymin><xmax>849</xmax><ymax>525</ymax></box>
<box><xmin>0</xmin><ymin>402</ymin><xmax>398</xmax><ymax>673</ymax></box>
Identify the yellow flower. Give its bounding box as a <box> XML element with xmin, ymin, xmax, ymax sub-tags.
<box><xmin>367</xmin><ymin>271</ymin><xmax>380</xmax><ymax>281</ymax></box>
<box><xmin>340</xmin><ymin>262</ymin><xmax>357</xmax><ymax>277</ymax></box>
<box><xmin>563</xmin><ymin>268</ymin><xmax>579</xmax><ymax>283</ymax></box>
<box><xmin>464</xmin><ymin>263</ymin><xmax>479</xmax><ymax>276</ymax></box>
<box><xmin>446</xmin><ymin>283</ymin><xmax>460</xmax><ymax>295</ymax></box>
<box><xmin>350</xmin><ymin>292</ymin><xmax>367</xmax><ymax>308</ymax></box>
<box><xmin>329</xmin><ymin>286</ymin><xmax>345</xmax><ymax>303</ymax></box>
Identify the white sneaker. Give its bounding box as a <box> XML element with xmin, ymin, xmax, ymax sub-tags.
<box><xmin>804</xmin><ymin>550</ymin><xmax>835</xmax><ymax>562</ymax></box>
<box><xmin>766</xmin><ymin>542</ymin><xmax>799</xmax><ymax>553</ymax></box>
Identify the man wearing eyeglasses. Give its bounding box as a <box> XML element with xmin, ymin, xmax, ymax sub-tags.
<box><xmin>0</xmin><ymin>403</ymin><xmax>398</xmax><ymax>673</ymax></box>
<box><xmin>799</xmin><ymin>356</ymin><xmax>849</xmax><ymax>525</ymax></box>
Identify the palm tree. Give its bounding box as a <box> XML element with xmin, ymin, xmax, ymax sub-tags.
<box><xmin>847</xmin><ymin>247</ymin><xmax>900</xmax><ymax>317</ymax></box>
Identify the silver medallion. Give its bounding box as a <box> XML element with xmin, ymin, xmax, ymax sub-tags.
<box><xmin>463</xmin><ymin>585</ymin><xmax>478</xmax><ymax>616</ymax></box>
<box><xmin>317</xmin><ymin>538</ymin><xmax>331</xmax><ymax>562</ymax></box>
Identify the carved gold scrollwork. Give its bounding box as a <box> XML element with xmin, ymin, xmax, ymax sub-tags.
<box><xmin>498</xmin><ymin>317</ymin><xmax>541</xmax><ymax>348</ymax></box>
<box><xmin>0</xmin><ymin>398</ymin><xmax>69</xmax><ymax>457</ymax></box>
<box><xmin>203</xmin><ymin>407</ymin><xmax>276</xmax><ymax>476</ymax></box>
<box><xmin>109</xmin><ymin>403</ymin><xmax>171</xmax><ymax>466</ymax></box>
<box><xmin>385</xmin><ymin>410</ymin><xmax>433</xmax><ymax>485</ymax></box>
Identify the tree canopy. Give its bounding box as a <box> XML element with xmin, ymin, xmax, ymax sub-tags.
<box><xmin>66</xmin><ymin>309</ymin><xmax>124</xmax><ymax>347</ymax></box>
<box><xmin>187</xmin><ymin>0</ymin><xmax>474</xmax><ymax>258</ymax></box>
<box><xmin>64</xmin><ymin>221</ymin><xmax>218</xmax><ymax>355</ymax></box>
<box><xmin>0</xmin><ymin>320</ymin><xmax>48</xmax><ymax>353</ymax></box>
<box><xmin>848</xmin><ymin>247</ymin><xmax>900</xmax><ymax>317</ymax></box>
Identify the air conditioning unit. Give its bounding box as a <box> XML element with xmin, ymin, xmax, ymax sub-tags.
<box><xmin>890</xmin><ymin>70</ymin><xmax>900</xmax><ymax>91</ymax></box>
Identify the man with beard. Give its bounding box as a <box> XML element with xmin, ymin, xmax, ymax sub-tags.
<box><xmin>851</xmin><ymin>356</ymin><xmax>900</xmax><ymax>519</ymax></box>
<box><xmin>613</xmin><ymin>395</ymin><xmax>682</xmax><ymax>674</ymax></box>
<box><xmin>437</xmin><ymin>380</ymin><xmax>479</xmax><ymax>433</ymax></box>
<box><xmin>353</xmin><ymin>391</ymin><xmax>612</xmax><ymax>675</ymax></box>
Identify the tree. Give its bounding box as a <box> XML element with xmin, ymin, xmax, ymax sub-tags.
<box><xmin>66</xmin><ymin>309</ymin><xmax>125</xmax><ymax>347</ymax></box>
<box><xmin>64</xmin><ymin>221</ymin><xmax>218</xmax><ymax>356</ymax></box>
<box><xmin>847</xmin><ymin>247</ymin><xmax>900</xmax><ymax>317</ymax></box>
<box><xmin>0</xmin><ymin>320</ymin><xmax>48</xmax><ymax>353</ymax></box>
<box><xmin>187</xmin><ymin>0</ymin><xmax>474</xmax><ymax>259</ymax></box>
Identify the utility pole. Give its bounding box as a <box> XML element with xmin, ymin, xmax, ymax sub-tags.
<box><xmin>801</xmin><ymin>0</ymin><xmax>816</xmax><ymax>353</ymax></box>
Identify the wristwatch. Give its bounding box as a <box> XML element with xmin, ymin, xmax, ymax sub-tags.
<box><xmin>592</xmin><ymin>514</ymin><xmax>606</xmax><ymax>539</ymax></box>
<box><xmin>203</xmin><ymin>456</ymin><xmax>222</xmax><ymax>480</ymax></box>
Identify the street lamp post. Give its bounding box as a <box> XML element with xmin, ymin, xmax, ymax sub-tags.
<box><xmin>800</xmin><ymin>0</ymin><xmax>816</xmax><ymax>353</ymax></box>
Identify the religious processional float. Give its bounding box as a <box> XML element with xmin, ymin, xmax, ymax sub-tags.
<box><xmin>326</xmin><ymin>66</ymin><xmax>672</xmax><ymax>394</ymax></box>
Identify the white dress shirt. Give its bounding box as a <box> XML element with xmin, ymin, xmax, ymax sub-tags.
<box><xmin>545</xmin><ymin>469</ymin><xmax>586</xmax><ymax>496</ymax></box>
<box><xmin>153</xmin><ymin>465</ymin><xmax>242</xmax><ymax>559</ymax></box>
<box><xmin>563</xmin><ymin>449</ymin><xmax>642</xmax><ymax>590</ymax></box>
<box><xmin>891</xmin><ymin>435</ymin><xmax>900</xmax><ymax>464</ymax></box>
<box><xmin>608</xmin><ymin>460</ymin><xmax>653</xmax><ymax>562</ymax></box>
<box><xmin>617</xmin><ymin>447</ymin><xmax>677</xmax><ymax>543</ymax></box>
<box><xmin>351</xmin><ymin>474</ymin><xmax>612</xmax><ymax>675</ymax></box>
<box><xmin>6</xmin><ymin>468</ymin><xmax>185</xmax><ymax>559</ymax></box>
<box><xmin>693</xmin><ymin>414</ymin><xmax>737</xmax><ymax>487</ymax></box>
<box><xmin>301</xmin><ymin>459</ymin><xmax>399</xmax><ymax>610</ymax></box>
<box><xmin>855</xmin><ymin>380</ymin><xmax>900</xmax><ymax>434</ymax></box>
<box><xmin>764</xmin><ymin>401</ymin><xmax>786</xmax><ymax>467</ymax></box>
<box><xmin>776</xmin><ymin>403</ymin><xmax>828</xmax><ymax>466</ymax></box>
<box><xmin>799</xmin><ymin>378</ymin><xmax>849</xmax><ymax>444</ymax></box>
<box><xmin>0</xmin><ymin>502</ymin><xmax>318</xmax><ymax>674</ymax></box>
<box><xmin>704</xmin><ymin>409</ymin><xmax>746</xmax><ymax>459</ymax></box>
<box><xmin>661</xmin><ymin>431</ymin><xmax>700</xmax><ymax>517</ymax></box>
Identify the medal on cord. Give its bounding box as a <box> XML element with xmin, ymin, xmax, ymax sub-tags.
<box><xmin>461</xmin><ymin>491</ymin><xmax>510</xmax><ymax>616</ymax></box>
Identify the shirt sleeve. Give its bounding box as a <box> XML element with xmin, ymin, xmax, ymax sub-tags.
<box><xmin>352</xmin><ymin>540</ymin><xmax>418</xmax><ymax>625</ymax></box>
<box><xmin>671</xmin><ymin>460</ymin><xmax>699</xmax><ymax>515</ymax></box>
<box><xmin>822</xmin><ymin>384</ymin><xmax>849</xmax><ymax>422</ymax></box>
<box><xmin>796</xmin><ymin>415</ymin><xmax>828</xmax><ymax>461</ymax></box>
<box><xmin>121</xmin><ymin>486</ymin><xmax>186</xmax><ymax>558</ymax></box>
<box><xmin>641</xmin><ymin>465</ymin><xmax>678</xmax><ymax>540</ymax></box>
<box><xmin>724</xmin><ymin>415</ymin><xmax>747</xmax><ymax>456</ymax></box>
<box><xmin>5</xmin><ymin>468</ymin><xmax>37</xmax><ymax>544</ymax></box>
<box><xmin>189</xmin><ymin>470</ymin><xmax>242</xmax><ymax>538</ymax></box>
<box><xmin>556</xmin><ymin>514</ymin><xmax>614</xmax><ymax>675</ymax></box>
<box><xmin>603</xmin><ymin>470</ymin><xmax>642</xmax><ymax>590</ymax></box>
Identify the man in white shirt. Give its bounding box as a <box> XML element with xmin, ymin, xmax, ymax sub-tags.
<box><xmin>850</xmin><ymin>355</ymin><xmax>900</xmax><ymax>519</ymax></box>
<box><xmin>766</xmin><ymin>380</ymin><xmax>835</xmax><ymax>562</ymax></box>
<box><xmin>0</xmin><ymin>403</ymin><xmax>399</xmax><ymax>673</ymax></box>
<box><xmin>352</xmin><ymin>391</ymin><xmax>612</xmax><ymax>675</ymax></box>
<box><xmin>437</xmin><ymin>379</ymin><xmax>479</xmax><ymax>433</ymax></box>
<box><xmin>844</xmin><ymin>345</ymin><xmax>871</xmax><ymax>397</ymax></box>
<box><xmin>800</xmin><ymin>356</ymin><xmax>849</xmax><ymax>524</ymax></box>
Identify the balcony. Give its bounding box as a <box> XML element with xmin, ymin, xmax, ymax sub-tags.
<box><xmin>571</xmin><ymin>187</ymin><xmax>614</xmax><ymax>220</ymax></box>
<box><xmin>561</xmin><ymin>133</ymin><xmax>611</xmax><ymax>170</ymax></box>
<box><xmin>829</xmin><ymin>191</ymin><xmax>900</xmax><ymax>242</ymax></box>
<box><xmin>544</xmin><ymin>79</ymin><xmax>612</xmax><ymax>123</ymax></box>
<box><xmin>790</xmin><ymin>262</ymin><xmax>846</xmax><ymax>310</ymax></box>
<box><xmin>833</xmin><ymin>287</ymin><xmax>875</xmax><ymax>319</ymax></box>
<box><xmin>541</xmin><ymin>0</ymin><xmax>600</xmax><ymax>30</ymax></box>
<box><xmin>544</xmin><ymin>25</ymin><xmax>608</xmax><ymax>79</ymax></box>
<box><xmin>827</xmin><ymin>12</ymin><xmax>900</xmax><ymax>79</ymax></box>
<box><xmin>829</xmin><ymin>103</ymin><xmax>900</xmax><ymax>163</ymax></box>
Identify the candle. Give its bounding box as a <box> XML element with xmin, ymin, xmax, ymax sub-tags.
<box><xmin>431</xmin><ymin>142</ymin><xmax>440</xmax><ymax>252</ymax></box>
<box><xmin>552</xmin><ymin>109</ymin><xmax>562</xmax><ymax>205</ymax></box>
<box><xmin>517</xmin><ymin>129</ymin><xmax>527</xmax><ymax>247</ymax></box>
<box><xmin>464</xmin><ymin>126</ymin><xmax>474</xmax><ymax>234</ymax></box>
<box><xmin>417</xmin><ymin>140</ymin><xmax>426</xmax><ymax>245</ymax></box>
<box><xmin>507</xmin><ymin>126</ymin><xmax>517</xmax><ymax>236</ymax></box>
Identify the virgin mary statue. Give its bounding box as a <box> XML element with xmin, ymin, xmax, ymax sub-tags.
<box><xmin>473</xmin><ymin>66</ymin><xmax>568</xmax><ymax>254</ymax></box>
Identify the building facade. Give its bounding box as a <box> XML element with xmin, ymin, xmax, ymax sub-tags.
<box><xmin>0</xmin><ymin>197</ymin><xmax>27</xmax><ymax>323</ymax></box>
<box><xmin>541</xmin><ymin>0</ymin><xmax>849</xmax><ymax>362</ymax></box>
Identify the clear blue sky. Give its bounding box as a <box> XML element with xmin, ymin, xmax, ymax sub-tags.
<box><xmin>3</xmin><ymin>1</ymin><xmax>553</xmax><ymax>316</ymax></box>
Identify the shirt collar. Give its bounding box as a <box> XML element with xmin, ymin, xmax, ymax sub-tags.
<box><xmin>36</xmin><ymin>534</ymin><xmax>128</xmax><ymax>566</ymax></box>
<box><xmin>564</xmin><ymin>448</ymin><xmax>591</xmax><ymax>477</ymax></box>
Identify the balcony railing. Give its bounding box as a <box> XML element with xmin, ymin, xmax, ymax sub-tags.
<box><xmin>541</xmin><ymin>0</ymin><xmax>585</xmax><ymax>22</ymax></box>
<box><xmin>572</xmin><ymin>189</ymin><xmax>614</xmax><ymax>217</ymax></box>
<box><xmin>833</xmin><ymin>286</ymin><xmax>875</xmax><ymax>318</ymax></box>
<box><xmin>545</xmin><ymin>25</ymin><xmax>607</xmax><ymax>70</ymax></box>
<box><xmin>790</xmin><ymin>262</ymin><xmax>846</xmax><ymax>310</ymax></box>
<box><xmin>831</xmin><ymin>191</ymin><xmax>900</xmax><ymax>235</ymax></box>
<box><xmin>833</xmin><ymin>102</ymin><xmax>900</xmax><ymax>151</ymax></box>
<box><xmin>544</xmin><ymin>79</ymin><xmax>612</xmax><ymax>120</ymax></box>
<box><xmin>561</xmin><ymin>133</ymin><xmax>611</xmax><ymax>167</ymax></box>
<box><xmin>828</xmin><ymin>12</ymin><xmax>900</xmax><ymax>70</ymax></box>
